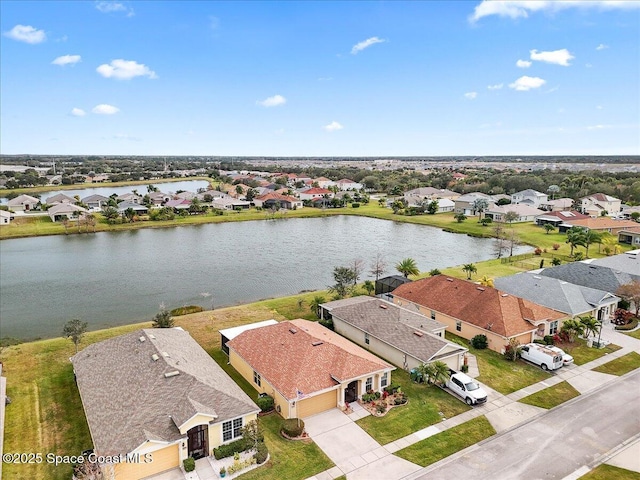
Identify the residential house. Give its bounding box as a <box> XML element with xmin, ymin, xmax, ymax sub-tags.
<box><xmin>539</xmin><ymin>198</ymin><xmax>574</xmax><ymax>212</ymax></box>
<box><xmin>403</xmin><ymin>187</ymin><xmax>459</xmax><ymax>207</ymax></box>
<box><xmin>320</xmin><ymin>297</ymin><xmax>467</xmax><ymax>372</ymax></box>
<box><xmin>148</xmin><ymin>192</ymin><xmax>172</xmax><ymax>206</ymax></box>
<box><xmin>211</xmin><ymin>196</ymin><xmax>251</xmax><ymax>210</ymax></box>
<box><xmin>175</xmin><ymin>191</ymin><xmax>197</xmax><ymax>201</ymax></box>
<box><xmin>494</xmin><ymin>272</ymin><xmax>619</xmax><ymax>329</ymax></box>
<box><xmin>164</xmin><ymin>199</ymin><xmax>191</xmax><ymax>211</ymax></box>
<box><xmin>45</xmin><ymin>174</ymin><xmax>63</xmax><ymax>185</ymax></box>
<box><xmin>48</xmin><ymin>203</ymin><xmax>88</xmax><ymax>222</ymax></box>
<box><xmin>375</xmin><ymin>275</ymin><xmax>412</xmax><ymax>298</ymax></box>
<box><xmin>535</xmin><ymin>210</ymin><xmax>589</xmax><ymax>227</ymax></box>
<box><xmin>219</xmin><ymin>320</ymin><xmax>279</xmax><ymax>355</ymax></box>
<box><xmin>117</xmin><ymin>193</ymin><xmax>143</xmax><ymax>205</ymax></box>
<box><xmin>335</xmin><ymin>179</ymin><xmax>363</xmax><ymax>191</ymax></box>
<box><xmin>46</xmin><ymin>193</ymin><xmax>76</xmax><ymax>205</ymax></box>
<box><xmin>0</xmin><ymin>210</ymin><xmax>13</xmax><ymax>224</ymax></box>
<box><xmin>618</xmin><ymin>227</ymin><xmax>640</xmax><ymax>247</ymax></box>
<box><xmin>484</xmin><ymin>204</ymin><xmax>544</xmax><ymax>223</ymax></box>
<box><xmin>392</xmin><ymin>276</ymin><xmax>567</xmax><ymax>352</ymax></box>
<box><xmin>580</xmin><ymin>193</ymin><xmax>622</xmax><ymax>217</ymax></box>
<box><xmin>117</xmin><ymin>202</ymin><xmax>148</xmax><ymax>215</ymax></box>
<box><xmin>619</xmin><ymin>205</ymin><xmax>640</xmax><ymax>220</ymax></box>
<box><xmin>587</xmin><ymin>250</ymin><xmax>640</xmax><ymax>277</ymax></box>
<box><xmin>7</xmin><ymin>194</ymin><xmax>39</xmax><ymax>212</ymax></box>
<box><xmin>253</xmin><ymin>193</ymin><xmax>303</xmax><ymax>210</ymax></box>
<box><xmin>71</xmin><ymin>328</ymin><xmax>260</xmax><ymax>479</ymax></box>
<box><xmin>453</xmin><ymin>192</ymin><xmax>493</xmax><ymax>216</ymax></box>
<box><xmin>557</xmin><ymin>217</ymin><xmax>639</xmax><ymax>235</ymax></box>
<box><xmin>227</xmin><ymin>319</ymin><xmax>394</xmax><ymax>417</ymax></box>
<box><xmin>86</xmin><ymin>173</ymin><xmax>109</xmax><ymax>183</ymax></box>
<box><xmin>298</xmin><ymin>187</ymin><xmax>334</xmax><ymax>201</ymax></box>
<box><xmin>539</xmin><ymin>261</ymin><xmax>640</xmax><ymax>296</ymax></box>
<box><xmin>81</xmin><ymin>194</ymin><xmax>110</xmax><ymax>210</ymax></box>
<box><xmin>511</xmin><ymin>189</ymin><xmax>548</xmax><ymax>208</ymax></box>
<box><xmin>313</xmin><ymin>177</ymin><xmax>335</xmax><ymax>189</ymax></box>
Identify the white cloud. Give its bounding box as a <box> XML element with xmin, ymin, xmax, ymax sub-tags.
<box><xmin>530</xmin><ymin>49</ymin><xmax>574</xmax><ymax>66</ymax></box>
<box><xmin>587</xmin><ymin>124</ymin><xmax>613</xmax><ymax>130</ymax></box>
<box><xmin>516</xmin><ymin>59</ymin><xmax>532</xmax><ymax>68</ymax></box>
<box><xmin>323</xmin><ymin>121</ymin><xmax>343</xmax><ymax>132</ymax></box>
<box><xmin>464</xmin><ymin>92</ymin><xmax>478</xmax><ymax>100</ymax></box>
<box><xmin>470</xmin><ymin>1</ymin><xmax>640</xmax><ymax>23</ymax></box>
<box><xmin>351</xmin><ymin>37</ymin><xmax>386</xmax><ymax>55</ymax></box>
<box><xmin>318</xmin><ymin>77</ymin><xmax>333</xmax><ymax>82</ymax></box>
<box><xmin>97</xmin><ymin>59</ymin><xmax>157</xmax><ymax>80</ymax></box>
<box><xmin>487</xmin><ymin>83</ymin><xmax>503</xmax><ymax>90</ymax></box>
<box><xmin>52</xmin><ymin>54</ymin><xmax>81</xmax><ymax>66</ymax></box>
<box><xmin>71</xmin><ymin>108</ymin><xmax>86</xmax><ymax>117</ymax></box>
<box><xmin>596</xmin><ymin>105</ymin><xmax>603</xmax><ymax>110</ymax></box>
<box><xmin>256</xmin><ymin>94</ymin><xmax>287</xmax><ymax>107</ymax></box>
<box><xmin>4</xmin><ymin>25</ymin><xmax>46</xmax><ymax>44</ymax></box>
<box><xmin>596</xmin><ymin>43</ymin><xmax>609</xmax><ymax>50</ymax></box>
<box><xmin>95</xmin><ymin>1</ymin><xmax>134</xmax><ymax>16</ymax></box>
<box><xmin>509</xmin><ymin>76</ymin><xmax>546</xmax><ymax>91</ymax></box>
<box><xmin>92</xmin><ymin>104</ymin><xmax>120</xmax><ymax>115</ymax></box>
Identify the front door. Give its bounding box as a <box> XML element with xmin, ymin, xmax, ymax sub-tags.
<box><xmin>187</xmin><ymin>424</ymin><xmax>208</xmax><ymax>459</ymax></box>
<box><xmin>345</xmin><ymin>380</ymin><xmax>358</xmax><ymax>403</ymax></box>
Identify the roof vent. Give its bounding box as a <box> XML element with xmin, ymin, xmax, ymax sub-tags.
<box><xmin>413</xmin><ymin>331</ymin><xmax>423</xmax><ymax>337</ymax></box>
<box><xmin>501</xmin><ymin>294</ymin><xmax>509</xmax><ymax>297</ymax></box>
<box><xmin>533</xmin><ymin>276</ymin><xmax>542</xmax><ymax>279</ymax></box>
<box><xmin>446</xmin><ymin>278</ymin><xmax>454</xmax><ymax>282</ymax></box>
<box><xmin>164</xmin><ymin>371</ymin><xmax>180</xmax><ymax>378</ymax></box>
<box><xmin>151</xmin><ymin>354</ymin><xmax>159</xmax><ymax>361</ymax></box>
<box><xmin>379</xmin><ymin>304</ymin><xmax>388</xmax><ymax>309</ymax></box>
<box><xmin>148</xmin><ymin>334</ymin><xmax>156</xmax><ymax>339</ymax></box>
<box><xmin>477</xmin><ymin>287</ymin><xmax>485</xmax><ymax>291</ymax></box>
<box><xmin>139</xmin><ymin>336</ymin><xmax>146</xmax><ymax>342</ymax></box>
<box><xmin>162</xmin><ymin>351</ymin><xmax>170</xmax><ymax>357</ymax></box>
<box><xmin>312</xmin><ymin>341</ymin><xmax>323</xmax><ymax>346</ymax></box>
<box><xmin>289</xmin><ymin>328</ymin><xmax>297</xmax><ymax>334</ymax></box>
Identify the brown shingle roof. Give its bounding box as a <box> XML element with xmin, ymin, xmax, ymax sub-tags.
<box><xmin>565</xmin><ymin>218</ymin><xmax>638</xmax><ymax>230</ymax></box>
<box><xmin>227</xmin><ymin>320</ymin><xmax>392</xmax><ymax>400</ymax></box>
<box><xmin>393</xmin><ymin>276</ymin><xmax>565</xmax><ymax>337</ymax></box>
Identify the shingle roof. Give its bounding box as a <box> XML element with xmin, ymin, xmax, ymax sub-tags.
<box><xmin>71</xmin><ymin>328</ymin><xmax>259</xmax><ymax>456</ymax></box>
<box><xmin>227</xmin><ymin>320</ymin><xmax>392</xmax><ymax>400</ymax></box>
<box><xmin>588</xmin><ymin>251</ymin><xmax>640</xmax><ymax>277</ymax></box>
<box><xmin>46</xmin><ymin>193</ymin><xmax>76</xmax><ymax>204</ymax></box>
<box><xmin>7</xmin><ymin>194</ymin><xmax>39</xmax><ymax>206</ymax></box>
<box><xmin>81</xmin><ymin>194</ymin><xmax>110</xmax><ymax>203</ymax></box>
<box><xmin>564</xmin><ymin>218</ymin><xmax>638</xmax><ymax>230</ymax></box>
<box><xmin>539</xmin><ymin>262</ymin><xmax>639</xmax><ymax>294</ymax></box>
<box><xmin>392</xmin><ymin>276</ymin><xmax>564</xmax><ymax>337</ymax></box>
<box><xmin>494</xmin><ymin>273</ymin><xmax>618</xmax><ymax>316</ymax></box>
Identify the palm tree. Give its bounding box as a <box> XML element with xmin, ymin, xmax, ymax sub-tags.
<box><xmin>418</xmin><ymin>362</ymin><xmax>437</xmax><ymax>384</ymax></box>
<box><xmin>560</xmin><ymin>318</ymin><xmax>585</xmax><ymax>343</ymax></box>
<box><xmin>396</xmin><ymin>258</ymin><xmax>419</xmax><ymax>278</ymax></box>
<box><xmin>309</xmin><ymin>295</ymin><xmax>326</xmax><ymax>318</ymax></box>
<box><xmin>462</xmin><ymin>263</ymin><xmax>477</xmax><ymax>280</ymax></box>
<box><xmin>479</xmin><ymin>275</ymin><xmax>494</xmax><ymax>288</ymax></box>
<box><xmin>583</xmin><ymin>230</ymin><xmax>602</xmax><ymax>258</ymax></box>
<box><xmin>431</xmin><ymin>361</ymin><xmax>450</xmax><ymax>386</ymax></box>
<box><xmin>547</xmin><ymin>184</ymin><xmax>560</xmax><ymax>200</ymax></box>
<box><xmin>565</xmin><ymin>226</ymin><xmax>586</xmax><ymax>257</ymax></box>
<box><xmin>579</xmin><ymin>315</ymin><xmax>601</xmax><ymax>339</ymax></box>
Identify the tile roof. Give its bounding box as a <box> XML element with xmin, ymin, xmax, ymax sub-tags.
<box><xmin>256</xmin><ymin>192</ymin><xmax>300</xmax><ymax>203</ymax></box>
<box><xmin>71</xmin><ymin>328</ymin><xmax>259</xmax><ymax>456</ymax></box>
<box><xmin>392</xmin><ymin>276</ymin><xmax>564</xmax><ymax>337</ymax></box>
<box><xmin>227</xmin><ymin>320</ymin><xmax>392</xmax><ymax>400</ymax></box>
<box><xmin>301</xmin><ymin>187</ymin><xmax>333</xmax><ymax>195</ymax></box>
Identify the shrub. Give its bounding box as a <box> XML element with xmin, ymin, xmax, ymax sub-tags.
<box><xmin>471</xmin><ymin>334</ymin><xmax>488</xmax><ymax>349</ymax></box>
<box><xmin>351</xmin><ymin>202</ymin><xmax>360</xmax><ymax>208</ymax></box>
<box><xmin>461</xmin><ymin>364</ymin><xmax>469</xmax><ymax>373</ymax></box>
<box><xmin>213</xmin><ymin>438</ymin><xmax>250</xmax><ymax>459</ymax></box>
<box><xmin>534</xmin><ymin>247</ymin><xmax>542</xmax><ymax>255</ymax></box>
<box><xmin>170</xmin><ymin>305</ymin><xmax>204</xmax><ymax>316</ymax></box>
<box><xmin>551</xmin><ymin>258</ymin><xmax>561</xmax><ymax>266</ymax></box>
<box><xmin>183</xmin><ymin>457</ymin><xmax>196</xmax><ymax>472</ymax></box>
<box><xmin>384</xmin><ymin>383</ymin><xmax>400</xmax><ymax>394</ymax></box>
<box><xmin>254</xmin><ymin>442</ymin><xmax>268</xmax><ymax>464</ymax></box>
<box><xmin>533</xmin><ymin>339</ymin><xmax>545</xmax><ymax>345</ymax></box>
<box><xmin>613</xmin><ymin>309</ymin><xmax>634</xmax><ymax>326</ymax></box>
<box><xmin>552</xmin><ymin>243</ymin><xmax>561</xmax><ymax>250</ymax></box>
<box><xmin>615</xmin><ymin>318</ymin><xmax>639</xmax><ymax>331</ymax></box>
<box><xmin>376</xmin><ymin>402</ymin><xmax>387</xmax><ymax>414</ymax></box>
<box><xmin>573</xmin><ymin>252</ymin><xmax>584</xmax><ymax>261</ymax></box>
<box><xmin>543</xmin><ymin>335</ymin><xmax>555</xmax><ymax>345</ymax></box>
<box><xmin>281</xmin><ymin>418</ymin><xmax>305</xmax><ymax>438</ymax></box>
<box><xmin>394</xmin><ymin>393</ymin><xmax>408</xmax><ymax>405</ymax></box>
<box><xmin>618</xmin><ymin>299</ymin><xmax>631</xmax><ymax>311</ymax></box>
<box><xmin>256</xmin><ymin>395</ymin><xmax>274</xmax><ymax>412</ymax></box>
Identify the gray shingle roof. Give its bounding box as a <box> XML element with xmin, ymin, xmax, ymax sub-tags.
<box><xmin>539</xmin><ymin>262</ymin><xmax>639</xmax><ymax>295</ymax></box>
<box><xmin>589</xmin><ymin>251</ymin><xmax>640</xmax><ymax>277</ymax></box>
<box><xmin>71</xmin><ymin>328</ymin><xmax>259</xmax><ymax>456</ymax></box>
<box><xmin>494</xmin><ymin>273</ymin><xmax>618</xmax><ymax>316</ymax></box>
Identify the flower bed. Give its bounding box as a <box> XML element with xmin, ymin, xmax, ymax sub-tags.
<box><xmin>358</xmin><ymin>390</ymin><xmax>408</xmax><ymax>417</ymax></box>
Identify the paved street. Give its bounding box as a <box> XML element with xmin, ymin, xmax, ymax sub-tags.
<box><xmin>408</xmin><ymin>369</ymin><xmax>640</xmax><ymax>480</ymax></box>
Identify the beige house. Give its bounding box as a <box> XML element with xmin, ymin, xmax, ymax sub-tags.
<box><xmin>6</xmin><ymin>194</ymin><xmax>39</xmax><ymax>212</ymax></box>
<box><xmin>47</xmin><ymin>203</ymin><xmax>88</xmax><ymax>222</ymax></box>
<box><xmin>321</xmin><ymin>297</ymin><xmax>467</xmax><ymax>372</ymax></box>
<box><xmin>580</xmin><ymin>193</ymin><xmax>622</xmax><ymax>217</ymax></box>
<box><xmin>0</xmin><ymin>210</ymin><xmax>13</xmax><ymax>225</ymax></box>
<box><xmin>72</xmin><ymin>328</ymin><xmax>259</xmax><ymax>480</ymax></box>
<box><xmin>392</xmin><ymin>276</ymin><xmax>567</xmax><ymax>353</ymax></box>
<box><xmin>484</xmin><ymin>204</ymin><xmax>545</xmax><ymax>223</ymax></box>
<box><xmin>227</xmin><ymin>320</ymin><xmax>394</xmax><ymax>418</ymax></box>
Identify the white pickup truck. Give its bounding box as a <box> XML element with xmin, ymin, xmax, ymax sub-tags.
<box><xmin>445</xmin><ymin>371</ymin><xmax>488</xmax><ymax>405</ymax></box>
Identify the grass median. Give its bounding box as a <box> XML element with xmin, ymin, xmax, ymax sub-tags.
<box><xmin>593</xmin><ymin>352</ymin><xmax>640</xmax><ymax>376</ymax></box>
<box><xmin>519</xmin><ymin>381</ymin><xmax>581</xmax><ymax>409</ymax></box>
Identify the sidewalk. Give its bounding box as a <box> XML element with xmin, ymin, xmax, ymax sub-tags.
<box><xmin>307</xmin><ymin>327</ymin><xmax>640</xmax><ymax>480</ymax></box>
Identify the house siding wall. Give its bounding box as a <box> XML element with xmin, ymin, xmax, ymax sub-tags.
<box><xmin>113</xmin><ymin>443</ymin><xmax>179</xmax><ymax>480</ymax></box>
<box><xmin>208</xmin><ymin>412</ymin><xmax>258</xmax><ymax>451</ymax></box>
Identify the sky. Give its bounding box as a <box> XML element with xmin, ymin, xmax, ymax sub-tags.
<box><xmin>1</xmin><ymin>0</ymin><xmax>639</xmax><ymax>157</ymax></box>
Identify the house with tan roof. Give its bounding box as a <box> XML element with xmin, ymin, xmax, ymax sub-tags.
<box><xmin>558</xmin><ymin>217</ymin><xmax>639</xmax><ymax>235</ymax></box>
<box><xmin>253</xmin><ymin>192</ymin><xmax>303</xmax><ymax>210</ymax></box>
<box><xmin>320</xmin><ymin>297</ymin><xmax>467</xmax><ymax>372</ymax></box>
<box><xmin>392</xmin><ymin>276</ymin><xmax>567</xmax><ymax>353</ymax></box>
<box><xmin>619</xmin><ymin>226</ymin><xmax>640</xmax><ymax>247</ymax></box>
<box><xmin>71</xmin><ymin>328</ymin><xmax>259</xmax><ymax>479</ymax></box>
<box><xmin>484</xmin><ymin>204</ymin><xmax>544</xmax><ymax>223</ymax></box>
<box><xmin>298</xmin><ymin>187</ymin><xmax>334</xmax><ymax>201</ymax></box>
<box><xmin>580</xmin><ymin>193</ymin><xmax>622</xmax><ymax>217</ymax></box>
<box><xmin>227</xmin><ymin>319</ymin><xmax>394</xmax><ymax>418</ymax></box>
<box><xmin>6</xmin><ymin>194</ymin><xmax>39</xmax><ymax>212</ymax></box>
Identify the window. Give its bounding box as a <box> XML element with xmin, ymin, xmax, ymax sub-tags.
<box><xmin>365</xmin><ymin>377</ymin><xmax>373</xmax><ymax>392</ymax></box>
<box><xmin>456</xmin><ymin>321</ymin><xmax>462</xmax><ymax>332</ymax></box>
<box><xmin>380</xmin><ymin>372</ymin><xmax>388</xmax><ymax>388</ymax></box>
<box><xmin>430</xmin><ymin>310</ymin><xmax>436</xmax><ymax>320</ymax></box>
<box><xmin>364</xmin><ymin>333</ymin><xmax>370</xmax><ymax>345</ymax></box>
<box><xmin>253</xmin><ymin>371</ymin><xmax>261</xmax><ymax>387</ymax></box>
<box><xmin>549</xmin><ymin>320</ymin><xmax>558</xmax><ymax>335</ymax></box>
<box><xmin>222</xmin><ymin>417</ymin><xmax>243</xmax><ymax>442</ymax></box>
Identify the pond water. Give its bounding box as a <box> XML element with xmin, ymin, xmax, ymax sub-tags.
<box><xmin>0</xmin><ymin>216</ymin><xmax>529</xmax><ymax>339</ymax></box>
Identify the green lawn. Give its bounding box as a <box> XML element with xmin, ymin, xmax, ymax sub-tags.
<box><xmin>579</xmin><ymin>464</ymin><xmax>640</xmax><ymax>480</ymax></box>
<box><xmin>593</xmin><ymin>352</ymin><xmax>640</xmax><ymax>376</ymax></box>
<box><xmin>446</xmin><ymin>333</ymin><xmax>552</xmax><ymax>394</ymax></box>
<box><xmin>560</xmin><ymin>339</ymin><xmax>622</xmax><ymax>366</ymax></box>
<box><xmin>395</xmin><ymin>416</ymin><xmax>496</xmax><ymax>467</ymax></box>
<box><xmin>519</xmin><ymin>381</ymin><xmax>580</xmax><ymax>409</ymax></box>
<box><xmin>624</xmin><ymin>328</ymin><xmax>640</xmax><ymax>340</ymax></box>
<box><xmin>356</xmin><ymin>368</ymin><xmax>470</xmax><ymax>444</ymax></box>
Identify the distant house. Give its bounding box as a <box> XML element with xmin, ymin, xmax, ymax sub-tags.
<box><xmin>404</xmin><ymin>187</ymin><xmax>459</xmax><ymax>207</ymax></box>
<box><xmin>227</xmin><ymin>319</ymin><xmax>394</xmax><ymax>418</ymax></box>
<box><xmin>253</xmin><ymin>193</ymin><xmax>303</xmax><ymax>210</ymax></box>
<box><xmin>117</xmin><ymin>202</ymin><xmax>148</xmax><ymax>215</ymax></box>
<box><xmin>71</xmin><ymin>328</ymin><xmax>260</xmax><ymax>479</ymax></box>
<box><xmin>0</xmin><ymin>210</ymin><xmax>14</xmax><ymax>224</ymax></box>
<box><xmin>165</xmin><ymin>199</ymin><xmax>191</xmax><ymax>211</ymax></box>
<box><xmin>211</xmin><ymin>196</ymin><xmax>251</xmax><ymax>210</ymax></box>
<box><xmin>174</xmin><ymin>191</ymin><xmax>197</xmax><ymax>201</ymax></box>
<box><xmin>320</xmin><ymin>297</ymin><xmax>467</xmax><ymax>372</ymax></box>
<box><xmin>619</xmin><ymin>227</ymin><xmax>640</xmax><ymax>247</ymax></box>
<box><xmin>117</xmin><ymin>193</ymin><xmax>143</xmax><ymax>205</ymax></box>
<box><xmin>148</xmin><ymin>192</ymin><xmax>172</xmax><ymax>206</ymax></box>
<box><xmin>45</xmin><ymin>174</ymin><xmax>63</xmax><ymax>185</ymax></box>
<box><xmin>484</xmin><ymin>204</ymin><xmax>544</xmax><ymax>223</ymax></box>
<box><xmin>539</xmin><ymin>198</ymin><xmax>574</xmax><ymax>212</ymax></box>
<box><xmin>535</xmin><ymin>210</ymin><xmax>589</xmax><ymax>227</ymax></box>
<box><xmin>557</xmin><ymin>217</ymin><xmax>638</xmax><ymax>235</ymax></box>
<box><xmin>619</xmin><ymin>205</ymin><xmax>640</xmax><ymax>220</ymax></box>
<box><xmin>45</xmin><ymin>193</ymin><xmax>76</xmax><ymax>205</ymax></box>
<box><xmin>494</xmin><ymin>272</ymin><xmax>619</xmax><ymax>328</ymax></box>
<box><xmin>580</xmin><ymin>193</ymin><xmax>622</xmax><ymax>217</ymax></box>
<box><xmin>298</xmin><ymin>187</ymin><xmax>334</xmax><ymax>201</ymax></box>
<box><xmin>587</xmin><ymin>250</ymin><xmax>640</xmax><ymax>277</ymax></box>
<box><xmin>313</xmin><ymin>177</ymin><xmax>335</xmax><ymax>189</ymax></box>
<box><xmin>81</xmin><ymin>194</ymin><xmax>110</xmax><ymax>210</ymax></box>
<box><xmin>511</xmin><ymin>189</ymin><xmax>548</xmax><ymax>208</ymax></box>
<box><xmin>392</xmin><ymin>276</ymin><xmax>567</xmax><ymax>352</ymax></box>
<box><xmin>539</xmin><ymin>261</ymin><xmax>640</xmax><ymax>295</ymax></box>
<box><xmin>454</xmin><ymin>192</ymin><xmax>493</xmax><ymax>216</ymax></box>
<box><xmin>335</xmin><ymin>179</ymin><xmax>363</xmax><ymax>191</ymax></box>
<box><xmin>7</xmin><ymin>194</ymin><xmax>39</xmax><ymax>212</ymax></box>
<box><xmin>48</xmin><ymin>203</ymin><xmax>88</xmax><ymax>222</ymax></box>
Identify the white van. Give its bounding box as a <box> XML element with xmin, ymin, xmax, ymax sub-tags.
<box><xmin>520</xmin><ymin>343</ymin><xmax>563</xmax><ymax>371</ymax></box>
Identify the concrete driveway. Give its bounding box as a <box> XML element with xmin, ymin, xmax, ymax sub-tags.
<box><xmin>304</xmin><ymin>409</ymin><xmax>422</xmax><ymax>479</ymax></box>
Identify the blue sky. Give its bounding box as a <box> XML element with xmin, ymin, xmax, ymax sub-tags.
<box><xmin>1</xmin><ymin>1</ymin><xmax>639</xmax><ymax>156</ymax></box>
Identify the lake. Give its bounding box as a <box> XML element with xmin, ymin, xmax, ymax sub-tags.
<box><xmin>0</xmin><ymin>216</ymin><xmax>530</xmax><ymax>339</ymax></box>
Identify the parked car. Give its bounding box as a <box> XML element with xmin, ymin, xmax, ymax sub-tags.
<box><xmin>445</xmin><ymin>371</ymin><xmax>488</xmax><ymax>405</ymax></box>
<box><xmin>520</xmin><ymin>343</ymin><xmax>563</xmax><ymax>371</ymax></box>
<box><xmin>547</xmin><ymin>346</ymin><xmax>574</xmax><ymax>366</ymax></box>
